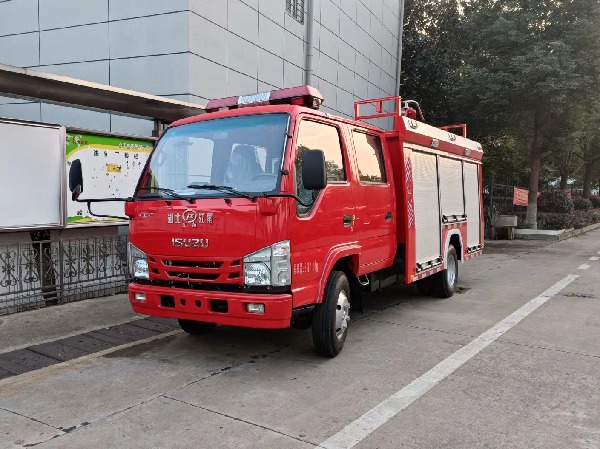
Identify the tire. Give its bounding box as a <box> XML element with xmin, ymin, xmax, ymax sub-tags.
<box><xmin>178</xmin><ymin>319</ymin><xmax>217</xmax><ymax>335</ymax></box>
<box><xmin>312</xmin><ymin>271</ymin><xmax>351</xmax><ymax>357</ymax></box>
<box><xmin>432</xmin><ymin>244</ymin><xmax>458</xmax><ymax>298</ymax></box>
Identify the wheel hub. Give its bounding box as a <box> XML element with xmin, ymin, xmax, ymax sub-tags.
<box><xmin>447</xmin><ymin>254</ymin><xmax>457</xmax><ymax>286</ymax></box>
<box><xmin>335</xmin><ymin>291</ymin><xmax>350</xmax><ymax>340</ymax></box>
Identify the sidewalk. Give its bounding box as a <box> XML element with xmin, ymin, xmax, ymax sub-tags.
<box><xmin>483</xmin><ymin>238</ymin><xmax>554</xmax><ymax>255</ymax></box>
<box><xmin>0</xmin><ymin>294</ymin><xmax>138</xmax><ymax>354</ymax></box>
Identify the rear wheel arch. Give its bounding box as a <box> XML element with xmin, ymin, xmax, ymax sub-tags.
<box><xmin>445</xmin><ymin>230</ymin><xmax>464</xmax><ymax>263</ymax></box>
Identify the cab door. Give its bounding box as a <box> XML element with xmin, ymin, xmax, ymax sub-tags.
<box><xmin>290</xmin><ymin>117</ymin><xmax>357</xmax><ymax>308</ymax></box>
<box><xmin>349</xmin><ymin>129</ymin><xmax>395</xmax><ymax>273</ymax></box>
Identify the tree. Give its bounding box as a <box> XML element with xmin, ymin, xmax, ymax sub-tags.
<box><xmin>449</xmin><ymin>0</ymin><xmax>600</xmax><ymax>227</ymax></box>
<box><xmin>401</xmin><ymin>0</ymin><xmax>463</xmax><ymax>126</ymax></box>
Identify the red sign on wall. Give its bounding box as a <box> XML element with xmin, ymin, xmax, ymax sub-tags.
<box><xmin>513</xmin><ymin>187</ymin><xmax>541</xmax><ymax>206</ymax></box>
<box><xmin>513</xmin><ymin>187</ymin><xmax>529</xmax><ymax>206</ymax></box>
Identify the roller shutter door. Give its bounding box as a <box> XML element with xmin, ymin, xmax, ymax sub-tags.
<box><xmin>439</xmin><ymin>157</ymin><xmax>464</xmax><ymax>218</ymax></box>
<box><xmin>464</xmin><ymin>162</ymin><xmax>481</xmax><ymax>247</ymax></box>
<box><xmin>412</xmin><ymin>151</ymin><xmax>441</xmax><ymax>264</ymax></box>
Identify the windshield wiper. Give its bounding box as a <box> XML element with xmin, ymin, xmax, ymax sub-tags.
<box><xmin>256</xmin><ymin>192</ymin><xmax>315</xmax><ymax>207</ymax></box>
<box><xmin>137</xmin><ymin>187</ymin><xmax>195</xmax><ymax>204</ymax></box>
<box><xmin>187</xmin><ymin>184</ymin><xmax>257</xmax><ymax>201</ymax></box>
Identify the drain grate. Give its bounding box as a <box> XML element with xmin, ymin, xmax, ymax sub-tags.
<box><xmin>0</xmin><ymin>317</ymin><xmax>179</xmax><ymax>380</ymax></box>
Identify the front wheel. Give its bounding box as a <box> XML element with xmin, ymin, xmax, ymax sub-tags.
<box><xmin>312</xmin><ymin>271</ymin><xmax>351</xmax><ymax>357</ymax></box>
<box><xmin>432</xmin><ymin>244</ymin><xmax>458</xmax><ymax>298</ymax></box>
<box><xmin>178</xmin><ymin>319</ymin><xmax>217</xmax><ymax>335</ymax></box>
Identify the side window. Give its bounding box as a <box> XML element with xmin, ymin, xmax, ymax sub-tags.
<box><xmin>295</xmin><ymin>120</ymin><xmax>346</xmax><ymax>215</ymax></box>
<box><xmin>353</xmin><ymin>131</ymin><xmax>386</xmax><ymax>184</ymax></box>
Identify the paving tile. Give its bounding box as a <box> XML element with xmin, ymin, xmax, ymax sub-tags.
<box><xmin>129</xmin><ymin>319</ymin><xmax>179</xmax><ymax>334</ymax></box>
<box><xmin>0</xmin><ymin>349</ymin><xmax>59</xmax><ymax>374</ymax></box>
<box><xmin>59</xmin><ymin>335</ymin><xmax>118</xmax><ymax>353</ymax></box>
<box><xmin>104</xmin><ymin>323</ymin><xmax>162</xmax><ymax>340</ymax></box>
<box><xmin>85</xmin><ymin>329</ymin><xmax>136</xmax><ymax>345</ymax></box>
<box><xmin>29</xmin><ymin>342</ymin><xmax>90</xmax><ymax>362</ymax></box>
<box><xmin>0</xmin><ymin>367</ymin><xmax>14</xmax><ymax>380</ymax></box>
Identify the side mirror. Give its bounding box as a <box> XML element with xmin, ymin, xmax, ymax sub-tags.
<box><xmin>69</xmin><ymin>159</ymin><xmax>83</xmax><ymax>201</ymax></box>
<box><xmin>302</xmin><ymin>150</ymin><xmax>327</xmax><ymax>191</ymax></box>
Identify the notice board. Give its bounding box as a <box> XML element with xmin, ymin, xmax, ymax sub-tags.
<box><xmin>65</xmin><ymin>132</ymin><xmax>153</xmax><ymax>226</ymax></box>
<box><xmin>0</xmin><ymin>119</ymin><xmax>66</xmax><ymax>231</ymax></box>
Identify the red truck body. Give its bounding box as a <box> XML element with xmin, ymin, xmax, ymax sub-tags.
<box><xmin>123</xmin><ymin>86</ymin><xmax>484</xmax><ymax>355</ymax></box>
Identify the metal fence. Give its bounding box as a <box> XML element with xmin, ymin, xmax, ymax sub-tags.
<box><xmin>483</xmin><ymin>176</ymin><xmax>528</xmax><ymax>239</ymax></box>
<box><xmin>0</xmin><ymin>234</ymin><xmax>128</xmax><ymax>315</ymax></box>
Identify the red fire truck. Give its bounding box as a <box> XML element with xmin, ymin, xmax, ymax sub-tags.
<box><xmin>70</xmin><ymin>86</ymin><xmax>484</xmax><ymax>357</ymax></box>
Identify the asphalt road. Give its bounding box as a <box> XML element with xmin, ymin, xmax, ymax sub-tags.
<box><xmin>1</xmin><ymin>231</ymin><xmax>599</xmax><ymax>449</ymax></box>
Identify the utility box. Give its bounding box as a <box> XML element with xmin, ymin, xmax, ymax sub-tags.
<box><xmin>492</xmin><ymin>215</ymin><xmax>518</xmax><ymax>240</ymax></box>
<box><xmin>493</xmin><ymin>215</ymin><xmax>518</xmax><ymax>227</ymax></box>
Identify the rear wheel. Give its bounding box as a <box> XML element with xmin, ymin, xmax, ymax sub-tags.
<box><xmin>178</xmin><ymin>319</ymin><xmax>217</xmax><ymax>335</ymax></box>
<box><xmin>432</xmin><ymin>244</ymin><xmax>458</xmax><ymax>298</ymax></box>
<box><xmin>312</xmin><ymin>271</ymin><xmax>351</xmax><ymax>357</ymax></box>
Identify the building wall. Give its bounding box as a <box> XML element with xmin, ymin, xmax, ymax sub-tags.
<box><xmin>0</xmin><ymin>0</ymin><xmax>401</xmax><ymax>135</ymax></box>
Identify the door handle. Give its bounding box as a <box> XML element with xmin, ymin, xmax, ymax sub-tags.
<box><xmin>385</xmin><ymin>211</ymin><xmax>392</xmax><ymax>222</ymax></box>
<box><xmin>343</xmin><ymin>215</ymin><xmax>353</xmax><ymax>227</ymax></box>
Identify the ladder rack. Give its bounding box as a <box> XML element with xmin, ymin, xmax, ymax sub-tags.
<box><xmin>439</xmin><ymin>124</ymin><xmax>468</xmax><ymax>138</ymax></box>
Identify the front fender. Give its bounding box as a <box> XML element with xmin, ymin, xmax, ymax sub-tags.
<box><xmin>316</xmin><ymin>243</ymin><xmax>362</xmax><ymax>304</ymax></box>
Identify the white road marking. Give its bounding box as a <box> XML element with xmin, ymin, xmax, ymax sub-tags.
<box><xmin>317</xmin><ymin>274</ymin><xmax>579</xmax><ymax>449</ymax></box>
<box><xmin>579</xmin><ymin>264</ymin><xmax>591</xmax><ymax>270</ymax></box>
<box><xmin>589</xmin><ymin>256</ymin><xmax>600</xmax><ymax>261</ymax></box>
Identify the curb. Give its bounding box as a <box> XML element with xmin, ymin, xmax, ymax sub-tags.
<box><xmin>514</xmin><ymin>222</ymin><xmax>600</xmax><ymax>241</ymax></box>
<box><xmin>571</xmin><ymin>222</ymin><xmax>600</xmax><ymax>237</ymax></box>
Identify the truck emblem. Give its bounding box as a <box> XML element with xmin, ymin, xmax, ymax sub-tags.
<box><xmin>168</xmin><ymin>210</ymin><xmax>213</xmax><ymax>227</ymax></box>
<box><xmin>171</xmin><ymin>238</ymin><xmax>209</xmax><ymax>248</ymax></box>
<box><xmin>182</xmin><ymin>210</ymin><xmax>197</xmax><ymax>224</ymax></box>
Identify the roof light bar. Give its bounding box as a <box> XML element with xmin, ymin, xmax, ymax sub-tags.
<box><xmin>206</xmin><ymin>85</ymin><xmax>324</xmax><ymax>112</ymax></box>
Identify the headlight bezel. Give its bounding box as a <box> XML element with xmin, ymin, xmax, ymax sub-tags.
<box><xmin>127</xmin><ymin>242</ymin><xmax>149</xmax><ymax>280</ymax></box>
<box><xmin>243</xmin><ymin>241</ymin><xmax>291</xmax><ymax>287</ymax></box>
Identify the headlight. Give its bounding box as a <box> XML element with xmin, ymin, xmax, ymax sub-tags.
<box><xmin>243</xmin><ymin>241</ymin><xmax>291</xmax><ymax>287</ymax></box>
<box><xmin>128</xmin><ymin>242</ymin><xmax>149</xmax><ymax>280</ymax></box>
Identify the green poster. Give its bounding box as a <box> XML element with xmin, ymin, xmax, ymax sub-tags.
<box><xmin>66</xmin><ymin>132</ymin><xmax>153</xmax><ymax>225</ymax></box>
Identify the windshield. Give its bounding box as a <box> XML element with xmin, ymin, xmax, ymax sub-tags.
<box><xmin>136</xmin><ymin>114</ymin><xmax>289</xmax><ymax>198</ymax></box>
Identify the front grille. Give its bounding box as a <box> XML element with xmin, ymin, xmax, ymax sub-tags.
<box><xmin>150</xmin><ymin>279</ymin><xmax>243</xmax><ymax>292</ymax></box>
<box><xmin>148</xmin><ymin>255</ymin><xmax>244</xmax><ymax>288</ymax></box>
<box><xmin>166</xmin><ymin>272</ymin><xmax>220</xmax><ymax>281</ymax></box>
<box><xmin>163</xmin><ymin>260</ymin><xmax>223</xmax><ymax>269</ymax></box>
<box><xmin>146</xmin><ymin>279</ymin><xmax>290</xmax><ymax>294</ymax></box>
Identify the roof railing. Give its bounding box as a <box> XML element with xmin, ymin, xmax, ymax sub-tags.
<box><xmin>439</xmin><ymin>124</ymin><xmax>468</xmax><ymax>138</ymax></box>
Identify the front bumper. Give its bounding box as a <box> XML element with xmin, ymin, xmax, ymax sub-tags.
<box><xmin>128</xmin><ymin>283</ymin><xmax>293</xmax><ymax>329</ymax></box>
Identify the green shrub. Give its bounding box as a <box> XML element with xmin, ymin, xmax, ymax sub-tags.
<box><xmin>536</xmin><ymin>212</ymin><xmax>574</xmax><ymax>230</ymax></box>
<box><xmin>573</xmin><ymin>197</ymin><xmax>592</xmax><ymax>211</ymax></box>
<box><xmin>589</xmin><ymin>195</ymin><xmax>600</xmax><ymax>208</ymax></box>
<box><xmin>538</xmin><ymin>190</ymin><xmax>574</xmax><ymax>213</ymax></box>
<box><xmin>591</xmin><ymin>210</ymin><xmax>600</xmax><ymax>224</ymax></box>
<box><xmin>572</xmin><ymin>211</ymin><xmax>593</xmax><ymax>229</ymax></box>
